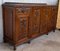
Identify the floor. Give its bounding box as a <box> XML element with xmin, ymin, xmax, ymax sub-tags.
<box><xmin>0</xmin><ymin>30</ymin><xmax>60</xmax><ymax>51</ymax></box>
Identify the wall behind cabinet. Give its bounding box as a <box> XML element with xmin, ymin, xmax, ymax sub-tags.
<box><xmin>0</xmin><ymin>0</ymin><xmax>3</xmax><ymax>43</ymax></box>
<box><xmin>57</xmin><ymin>1</ymin><xmax>60</xmax><ymax>29</ymax></box>
<box><xmin>3</xmin><ymin>0</ymin><xmax>58</xmax><ymax>5</ymax></box>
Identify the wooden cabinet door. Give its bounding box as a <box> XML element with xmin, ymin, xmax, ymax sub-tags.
<box><xmin>51</xmin><ymin>6</ymin><xmax>58</xmax><ymax>30</ymax></box>
<box><xmin>40</xmin><ymin>7</ymin><xmax>48</xmax><ymax>34</ymax></box>
<box><xmin>15</xmin><ymin>7</ymin><xmax>31</xmax><ymax>41</ymax></box>
<box><xmin>46</xmin><ymin>7</ymin><xmax>53</xmax><ymax>32</ymax></box>
<box><xmin>29</xmin><ymin>7</ymin><xmax>40</xmax><ymax>38</ymax></box>
<box><xmin>40</xmin><ymin>6</ymin><xmax>57</xmax><ymax>34</ymax></box>
<box><xmin>15</xmin><ymin>16</ymin><xmax>28</xmax><ymax>41</ymax></box>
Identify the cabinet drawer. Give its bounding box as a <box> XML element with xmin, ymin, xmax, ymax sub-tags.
<box><xmin>16</xmin><ymin>7</ymin><xmax>31</xmax><ymax>15</ymax></box>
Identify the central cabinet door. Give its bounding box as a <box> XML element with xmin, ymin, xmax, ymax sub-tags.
<box><xmin>40</xmin><ymin>6</ymin><xmax>48</xmax><ymax>34</ymax></box>
<box><xmin>29</xmin><ymin>7</ymin><xmax>40</xmax><ymax>38</ymax></box>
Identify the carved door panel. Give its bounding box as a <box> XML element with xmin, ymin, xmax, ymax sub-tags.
<box><xmin>29</xmin><ymin>7</ymin><xmax>40</xmax><ymax>38</ymax></box>
<box><xmin>40</xmin><ymin>7</ymin><xmax>48</xmax><ymax>34</ymax></box>
<box><xmin>15</xmin><ymin>16</ymin><xmax>28</xmax><ymax>41</ymax></box>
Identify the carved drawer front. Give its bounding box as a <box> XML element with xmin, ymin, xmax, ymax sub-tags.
<box><xmin>16</xmin><ymin>7</ymin><xmax>31</xmax><ymax>15</ymax></box>
<box><xmin>15</xmin><ymin>16</ymin><xmax>28</xmax><ymax>41</ymax></box>
<box><xmin>29</xmin><ymin>9</ymin><xmax>40</xmax><ymax>38</ymax></box>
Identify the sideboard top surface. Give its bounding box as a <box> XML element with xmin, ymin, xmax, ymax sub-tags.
<box><xmin>2</xmin><ymin>2</ymin><xmax>58</xmax><ymax>7</ymax></box>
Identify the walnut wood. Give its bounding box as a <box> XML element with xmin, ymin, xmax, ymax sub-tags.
<box><xmin>2</xmin><ymin>2</ymin><xmax>58</xmax><ymax>50</ymax></box>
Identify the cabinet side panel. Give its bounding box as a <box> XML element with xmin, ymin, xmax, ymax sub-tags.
<box><xmin>3</xmin><ymin>6</ymin><xmax>13</xmax><ymax>40</ymax></box>
<box><xmin>51</xmin><ymin>6</ymin><xmax>58</xmax><ymax>30</ymax></box>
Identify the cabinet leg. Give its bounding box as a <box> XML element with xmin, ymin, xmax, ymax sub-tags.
<box><xmin>3</xmin><ymin>40</ymin><xmax>7</xmax><ymax>43</ymax></box>
<box><xmin>13</xmin><ymin>45</ymin><xmax>16</xmax><ymax>51</ymax></box>
<box><xmin>46</xmin><ymin>33</ymin><xmax>48</xmax><ymax>35</ymax></box>
<box><xmin>27</xmin><ymin>41</ymin><xmax>31</xmax><ymax>44</ymax></box>
<box><xmin>53</xmin><ymin>29</ymin><xmax>55</xmax><ymax>32</ymax></box>
<box><xmin>3</xmin><ymin>37</ymin><xmax>7</xmax><ymax>43</ymax></box>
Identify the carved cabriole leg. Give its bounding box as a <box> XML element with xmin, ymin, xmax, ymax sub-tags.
<box><xmin>3</xmin><ymin>37</ymin><xmax>7</xmax><ymax>43</ymax></box>
<box><xmin>3</xmin><ymin>40</ymin><xmax>6</xmax><ymax>43</ymax></box>
<box><xmin>53</xmin><ymin>29</ymin><xmax>55</xmax><ymax>32</ymax></box>
<box><xmin>46</xmin><ymin>33</ymin><xmax>48</xmax><ymax>35</ymax></box>
<box><xmin>13</xmin><ymin>43</ymin><xmax>16</xmax><ymax>51</ymax></box>
<box><xmin>27</xmin><ymin>41</ymin><xmax>31</xmax><ymax>44</ymax></box>
<box><xmin>14</xmin><ymin>45</ymin><xmax>16</xmax><ymax>51</ymax></box>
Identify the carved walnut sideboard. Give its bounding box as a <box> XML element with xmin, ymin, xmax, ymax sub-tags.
<box><xmin>2</xmin><ymin>2</ymin><xmax>58</xmax><ymax>50</ymax></box>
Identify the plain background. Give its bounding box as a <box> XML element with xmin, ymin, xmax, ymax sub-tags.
<box><xmin>0</xmin><ymin>0</ymin><xmax>58</xmax><ymax>42</ymax></box>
